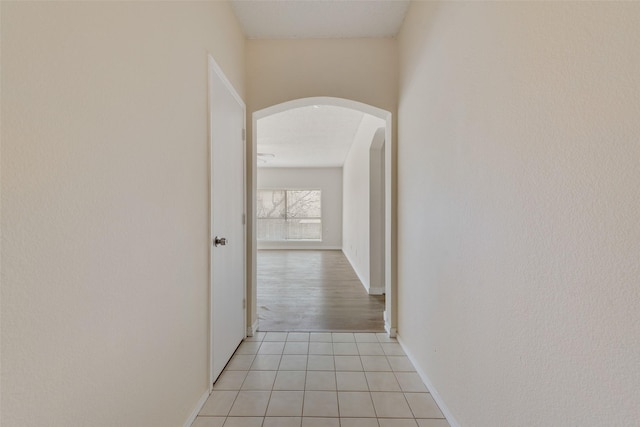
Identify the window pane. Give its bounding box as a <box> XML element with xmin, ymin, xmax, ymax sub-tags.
<box><xmin>286</xmin><ymin>218</ymin><xmax>322</xmax><ymax>240</ymax></box>
<box><xmin>257</xmin><ymin>190</ymin><xmax>285</xmax><ymax>219</ymax></box>
<box><xmin>286</xmin><ymin>190</ymin><xmax>321</xmax><ymax>218</ymax></box>
<box><xmin>257</xmin><ymin>218</ymin><xmax>287</xmax><ymax>241</ymax></box>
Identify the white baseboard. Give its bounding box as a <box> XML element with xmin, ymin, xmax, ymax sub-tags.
<box><xmin>247</xmin><ymin>320</ymin><xmax>259</xmax><ymax>337</ymax></box>
<box><xmin>183</xmin><ymin>389</ymin><xmax>210</xmax><ymax>427</ymax></box>
<box><xmin>369</xmin><ymin>286</ymin><xmax>385</xmax><ymax>295</ymax></box>
<box><xmin>385</xmin><ymin>323</ymin><xmax>397</xmax><ymax>338</ymax></box>
<box><xmin>383</xmin><ymin>312</ymin><xmax>396</xmax><ymax>337</ymax></box>
<box><xmin>396</xmin><ymin>335</ymin><xmax>461</xmax><ymax>427</ymax></box>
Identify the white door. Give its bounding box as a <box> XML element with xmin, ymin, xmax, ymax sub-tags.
<box><xmin>209</xmin><ymin>55</ymin><xmax>246</xmax><ymax>385</ymax></box>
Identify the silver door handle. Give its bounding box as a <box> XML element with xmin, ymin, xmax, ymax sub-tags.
<box><xmin>214</xmin><ymin>236</ymin><xmax>227</xmax><ymax>247</ymax></box>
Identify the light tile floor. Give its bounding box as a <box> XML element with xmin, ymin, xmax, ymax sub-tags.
<box><xmin>193</xmin><ymin>332</ymin><xmax>450</xmax><ymax>427</ymax></box>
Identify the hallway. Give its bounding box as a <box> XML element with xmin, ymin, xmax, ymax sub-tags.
<box><xmin>257</xmin><ymin>250</ymin><xmax>385</xmax><ymax>331</ymax></box>
<box><xmin>5</xmin><ymin>2</ymin><xmax>639</xmax><ymax>426</ymax></box>
<box><xmin>193</xmin><ymin>332</ymin><xmax>449</xmax><ymax>427</ymax></box>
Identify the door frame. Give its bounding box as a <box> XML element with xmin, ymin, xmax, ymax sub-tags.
<box><xmin>247</xmin><ymin>96</ymin><xmax>397</xmax><ymax>337</ymax></box>
<box><xmin>208</xmin><ymin>54</ymin><xmax>247</xmax><ymax>390</ymax></box>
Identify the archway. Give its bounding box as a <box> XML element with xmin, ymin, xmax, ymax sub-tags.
<box><xmin>247</xmin><ymin>97</ymin><xmax>397</xmax><ymax>337</ymax></box>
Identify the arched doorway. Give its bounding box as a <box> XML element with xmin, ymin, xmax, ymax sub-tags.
<box><xmin>247</xmin><ymin>97</ymin><xmax>397</xmax><ymax>337</ymax></box>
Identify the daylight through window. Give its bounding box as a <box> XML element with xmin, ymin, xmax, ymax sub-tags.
<box><xmin>257</xmin><ymin>189</ymin><xmax>322</xmax><ymax>241</ymax></box>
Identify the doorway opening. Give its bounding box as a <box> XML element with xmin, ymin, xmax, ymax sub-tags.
<box><xmin>247</xmin><ymin>97</ymin><xmax>396</xmax><ymax>336</ymax></box>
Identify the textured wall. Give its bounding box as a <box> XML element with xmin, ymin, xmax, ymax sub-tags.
<box><xmin>1</xmin><ymin>2</ymin><xmax>245</xmax><ymax>426</ymax></box>
<box><xmin>397</xmin><ymin>2</ymin><xmax>640</xmax><ymax>426</ymax></box>
<box><xmin>246</xmin><ymin>38</ymin><xmax>397</xmax><ymax>114</ymax></box>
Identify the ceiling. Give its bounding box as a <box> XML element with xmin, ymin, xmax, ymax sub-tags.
<box><xmin>231</xmin><ymin>0</ymin><xmax>411</xmax><ymax>39</ymax></box>
<box><xmin>258</xmin><ymin>105</ymin><xmax>370</xmax><ymax>168</ymax></box>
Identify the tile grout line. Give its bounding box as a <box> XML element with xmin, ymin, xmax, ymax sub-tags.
<box><xmin>261</xmin><ymin>334</ymin><xmax>278</xmax><ymax>424</ymax></box>
<box><xmin>260</xmin><ymin>332</ymin><xmax>271</xmax><ymax>427</ymax></box>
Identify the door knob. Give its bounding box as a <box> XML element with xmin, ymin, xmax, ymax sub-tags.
<box><xmin>214</xmin><ymin>236</ymin><xmax>228</xmax><ymax>247</ymax></box>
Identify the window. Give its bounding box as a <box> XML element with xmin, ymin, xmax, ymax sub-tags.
<box><xmin>257</xmin><ymin>189</ymin><xmax>322</xmax><ymax>241</ymax></box>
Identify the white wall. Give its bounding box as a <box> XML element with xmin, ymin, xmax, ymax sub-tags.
<box><xmin>1</xmin><ymin>2</ymin><xmax>245</xmax><ymax>426</ymax></box>
<box><xmin>257</xmin><ymin>167</ymin><xmax>342</xmax><ymax>249</ymax></box>
<box><xmin>397</xmin><ymin>2</ymin><xmax>640</xmax><ymax>426</ymax></box>
<box><xmin>342</xmin><ymin>116</ymin><xmax>386</xmax><ymax>292</ymax></box>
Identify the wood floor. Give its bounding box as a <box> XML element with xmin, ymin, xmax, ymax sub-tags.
<box><xmin>257</xmin><ymin>250</ymin><xmax>385</xmax><ymax>332</ymax></box>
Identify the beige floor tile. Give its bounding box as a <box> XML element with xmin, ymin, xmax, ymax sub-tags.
<box><xmin>340</xmin><ymin>418</ymin><xmax>380</xmax><ymax>427</ymax></box>
<box><xmin>241</xmin><ymin>371</ymin><xmax>276</xmax><ymax>390</ymax></box>
<box><xmin>337</xmin><ymin>391</ymin><xmax>376</xmax><ymax>417</ymax></box>
<box><xmin>192</xmin><ymin>416</ymin><xmax>226</xmax><ymax>427</ymax></box>
<box><xmin>308</xmin><ymin>342</ymin><xmax>333</xmax><ymax>355</ymax></box>
<box><xmin>370</xmin><ymin>392</ymin><xmax>413</xmax><ymax>418</ymax></box>
<box><xmin>263</xmin><ymin>417</ymin><xmax>302</xmax><ymax>427</ymax></box>
<box><xmin>213</xmin><ymin>370</ymin><xmax>248</xmax><ymax>390</ymax></box>
<box><xmin>381</xmin><ymin>343</ymin><xmax>405</xmax><ymax>356</ymax></box>
<box><xmin>273</xmin><ymin>371</ymin><xmax>306</xmax><ymax>390</ymax></box>
<box><xmin>332</xmin><ymin>332</ymin><xmax>356</xmax><ymax>342</ymax></box>
<box><xmin>226</xmin><ymin>355</ymin><xmax>256</xmax><ymax>371</ymax></box>
<box><xmin>404</xmin><ymin>393</ymin><xmax>444</xmax><ymax>419</ymax></box>
<box><xmin>224</xmin><ymin>417</ymin><xmax>264</xmax><ymax>427</ymax></box>
<box><xmin>279</xmin><ymin>355</ymin><xmax>308</xmax><ymax>371</ymax></box>
<box><xmin>377</xmin><ymin>420</ymin><xmax>418</xmax><ymax>427</ymax></box>
<box><xmin>200</xmin><ymin>391</ymin><xmax>238</xmax><ymax>416</ymax></box>
<box><xmin>307</xmin><ymin>355</ymin><xmax>335</xmax><ymax>370</ymax></box>
<box><xmin>357</xmin><ymin>342</ymin><xmax>385</xmax><ymax>355</ymax></box>
<box><xmin>302</xmin><ymin>417</ymin><xmax>340</xmax><ymax>427</ymax></box>
<box><xmin>360</xmin><ymin>356</ymin><xmax>391</xmax><ymax>372</ymax></box>
<box><xmin>354</xmin><ymin>333</ymin><xmax>379</xmax><ymax>343</ymax></box>
<box><xmin>258</xmin><ymin>342</ymin><xmax>286</xmax><ymax>355</ymax></box>
<box><xmin>309</xmin><ymin>332</ymin><xmax>332</xmax><ymax>342</ymax></box>
<box><xmin>333</xmin><ymin>342</ymin><xmax>359</xmax><ymax>355</ymax></box>
<box><xmin>284</xmin><ymin>341</ymin><xmax>309</xmax><ymax>355</ymax></box>
<box><xmin>228</xmin><ymin>391</ymin><xmax>270</xmax><ymax>416</ymax></box>
<box><xmin>266</xmin><ymin>391</ymin><xmax>304</xmax><ymax>416</ymax></box>
<box><xmin>395</xmin><ymin>373</ymin><xmax>427</xmax><ymax>392</ymax></box>
<box><xmin>236</xmin><ymin>342</ymin><xmax>262</xmax><ymax>355</ymax></box>
<box><xmin>365</xmin><ymin>372</ymin><xmax>401</xmax><ymax>392</ymax></box>
<box><xmin>336</xmin><ymin>371</ymin><xmax>369</xmax><ymax>391</ymax></box>
<box><xmin>302</xmin><ymin>391</ymin><xmax>339</xmax><ymax>417</ymax></box>
<box><xmin>250</xmin><ymin>355</ymin><xmax>281</xmax><ymax>371</ymax></box>
<box><xmin>200</xmin><ymin>330</ymin><xmax>447</xmax><ymax>427</ymax></box>
<box><xmin>287</xmin><ymin>332</ymin><xmax>310</xmax><ymax>342</ymax></box>
<box><xmin>376</xmin><ymin>333</ymin><xmax>397</xmax><ymax>343</ymax></box>
<box><xmin>264</xmin><ymin>332</ymin><xmax>288</xmax><ymax>341</ymax></box>
<box><xmin>222</xmin><ymin>417</ymin><xmax>264</xmax><ymax>427</ymax></box>
<box><xmin>387</xmin><ymin>356</ymin><xmax>415</xmax><ymax>372</ymax></box>
<box><xmin>305</xmin><ymin>371</ymin><xmax>337</xmax><ymax>390</ymax></box>
<box><xmin>416</xmin><ymin>420</ymin><xmax>450</xmax><ymax>427</ymax></box>
<box><xmin>244</xmin><ymin>332</ymin><xmax>266</xmax><ymax>342</ymax></box>
<box><xmin>334</xmin><ymin>355</ymin><xmax>363</xmax><ymax>371</ymax></box>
